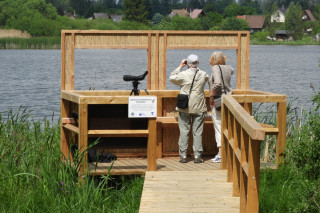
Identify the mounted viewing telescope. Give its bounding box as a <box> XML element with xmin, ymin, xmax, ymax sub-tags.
<box><xmin>123</xmin><ymin>71</ymin><xmax>149</xmax><ymax>96</ymax></box>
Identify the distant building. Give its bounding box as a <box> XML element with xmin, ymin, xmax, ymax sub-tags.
<box><xmin>64</xmin><ymin>11</ymin><xmax>76</xmax><ymax>19</ymax></box>
<box><xmin>168</xmin><ymin>9</ymin><xmax>189</xmax><ymax>18</ymax></box>
<box><xmin>190</xmin><ymin>9</ymin><xmax>206</xmax><ymax>19</ymax></box>
<box><xmin>302</xmin><ymin>10</ymin><xmax>315</xmax><ymax>22</ymax></box>
<box><xmin>108</xmin><ymin>14</ymin><xmax>123</xmax><ymax>22</ymax></box>
<box><xmin>275</xmin><ymin>30</ymin><xmax>292</xmax><ymax>41</ymax></box>
<box><xmin>93</xmin><ymin>13</ymin><xmax>109</xmax><ymax>19</ymax></box>
<box><xmin>271</xmin><ymin>5</ymin><xmax>287</xmax><ymax>23</ymax></box>
<box><xmin>237</xmin><ymin>15</ymin><xmax>266</xmax><ymax>33</ymax></box>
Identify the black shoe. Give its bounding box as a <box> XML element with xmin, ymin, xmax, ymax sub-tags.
<box><xmin>194</xmin><ymin>157</ymin><xmax>203</xmax><ymax>164</ymax></box>
<box><xmin>179</xmin><ymin>157</ymin><xmax>187</xmax><ymax>163</ymax></box>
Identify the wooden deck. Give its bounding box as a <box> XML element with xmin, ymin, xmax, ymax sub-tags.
<box><xmin>88</xmin><ymin>157</ymin><xmax>221</xmax><ymax>175</ymax></box>
<box><xmin>139</xmin><ymin>170</ymin><xmax>240</xmax><ymax>212</ymax></box>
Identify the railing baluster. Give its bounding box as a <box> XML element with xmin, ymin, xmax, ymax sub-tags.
<box><xmin>233</xmin><ymin>119</ymin><xmax>241</xmax><ymax>196</ymax></box>
<box><xmin>247</xmin><ymin>138</ymin><xmax>261</xmax><ymax>213</ymax></box>
<box><xmin>227</xmin><ymin>113</ymin><xmax>234</xmax><ymax>182</ymax></box>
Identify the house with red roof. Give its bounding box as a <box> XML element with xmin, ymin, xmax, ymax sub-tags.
<box><xmin>237</xmin><ymin>15</ymin><xmax>266</xmax><ymax>33</ymax></box>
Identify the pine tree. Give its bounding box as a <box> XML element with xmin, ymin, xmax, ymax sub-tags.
<box><xmin>123</xmin><ymin>0</ymin><xmax>149</xmax><ymax>23</ymax></box>
<box><xmin>285</xmin><ymin>2</ymin><xmax>303</xmax><ymax>40</ymax></box>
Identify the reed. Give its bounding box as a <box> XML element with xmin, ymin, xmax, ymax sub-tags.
<box><xmin>0</xmin><ymin>37</ymin><xmax>60</xmax><ymax>49</ymax></box>
<box><xmin>259</xmin><ymin>90</ymin><xmax>320</xmax><ymax>212</ymax></box>
<box><xmin>0</xmin><ymin>107</ymin><xmax>143</xmax><ymax>212</ymax></box>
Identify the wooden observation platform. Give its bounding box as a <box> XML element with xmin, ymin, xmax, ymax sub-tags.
<box><xmin>60</xmin><ymin>30</ymin><xmax>286</xmax><ymax>212</ymax></box>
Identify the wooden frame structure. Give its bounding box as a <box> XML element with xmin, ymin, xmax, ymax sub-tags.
<box><xmin>60</xmin><ymin>30</ymin><xmax>286</xmax><ymax>213</ymax></box>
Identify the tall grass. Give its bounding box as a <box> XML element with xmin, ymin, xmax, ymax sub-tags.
<box><xmin>0</xmin><ymin>107</ymin><xmax>143</xmax><ymax>212</ymax></box>
<box><xmin>258</xmin><ymin>89</ymin><xmax>320</xmax><ymax>212</ymax></box>
<box><xmin>0</xmin><ymin>37</ymin><xmax>61</xmax><ymax>49</ymax></box>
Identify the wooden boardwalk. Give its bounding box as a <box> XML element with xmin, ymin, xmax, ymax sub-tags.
<box><xmin>89</xmin><ymin>157</ymin><xmax>221</xmax><ymax>175</ymax></box>
<box><xmin>139</xmin><ymin>170</ymin><xmax>240</xmax><ymax>212</ymax></box>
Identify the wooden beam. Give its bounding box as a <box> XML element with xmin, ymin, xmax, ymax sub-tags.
<box><xmin>88</xmin><ymin>130</ymin><xmax>149</xmax><ymax>137</ymax></box>
<box><xmin>247</xmin><ymin>138</ymin><xmax>261</xmax><ymax>213</ymax></box>
<box><xmin>147</xmin><ymin>118</ymin><xmax>157</xmax><ymax>171</ymax></box>
<box><xmin>63</xmin><ymin>124</ymin><xmax>79</xmax><ymax>134</ymax></box>
<box><xmin>223</xmin><ymin>96</ymin><xmax>265</xmax><ymax>140</ymax></box>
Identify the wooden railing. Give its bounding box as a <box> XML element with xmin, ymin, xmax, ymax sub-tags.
<box><xmin>220</xmin><ymin>90</ymin><xmax>286</xmax><ymax>213</ymax></box>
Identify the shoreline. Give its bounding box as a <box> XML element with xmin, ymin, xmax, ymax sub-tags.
<box><xmin>0</xmin><ymin>37</ymin><xmax>319</xmax><ymax>49</ymax></box>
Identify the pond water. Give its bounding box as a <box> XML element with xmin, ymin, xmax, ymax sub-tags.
<box><xmin>0</xmin><ymin>45</ymin><xmax>319</xmax><ymax>122</ymax></box>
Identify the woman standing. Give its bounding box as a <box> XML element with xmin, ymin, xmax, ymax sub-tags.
<box><xmin>169</xmin><ymin>54</ymin><xmax>209</xmax><ymax>163</ymax></box>
<box><xmin>208</xmin><ymin>51</ymin><xmax>234</xmax><ymax>163</ymax></box>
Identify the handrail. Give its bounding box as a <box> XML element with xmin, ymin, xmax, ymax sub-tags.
<box><xmin>221</xmin><ymin>91</ymin><xmax>286</xmax><ymax>213</ymax></box>
<box><xmin>221</xmin><ymin>95</ymin><xmax>265</xmax><ymax>213</ymax></box>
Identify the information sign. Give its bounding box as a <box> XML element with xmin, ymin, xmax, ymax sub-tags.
<box><xmin>128</xmin><ymin>96</ymin><xmax>157</xmax><ymax>118</ymax></box>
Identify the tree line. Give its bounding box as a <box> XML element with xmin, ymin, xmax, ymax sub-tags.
<box><xmin>0</xmin><ymin>0</ymin><xmax>320</xmax><ymax>40</ymax></box>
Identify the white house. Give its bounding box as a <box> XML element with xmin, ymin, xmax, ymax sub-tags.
<box><xmin>271</xmin><ymin>5</ymin><xmax>286</xmax><ymax>23</ymax></box>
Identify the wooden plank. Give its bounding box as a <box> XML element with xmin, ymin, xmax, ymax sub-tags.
<box><xmin>221</xmin><ymin>105</ymin><xmax>227</xmax><ymax>169</ymax></box>
<box><xmin>61</xmin><ymin>117</ymin><xmax>76</xmax><ymax>124</ymax></box>
<box><xmin>139</xmin><ymin>171</ymin><xmax>240</xmax><ymax>212</ymax></box>
<box><xmin>63</xmin><ymin>124</ymin><xmax>79</xmax><ymax>134</ymax></box>
<box><xmin>61</xmin><ymin>98</ymin><xmax>70</xmax><ymax>160</ymax></box>
<box><xmin>276</xmin><ymin>102</ymin><xmax>287</xmax><ymax>165</ymax></box>
<box><xmin>80</xmin><ymin>96</ymin><xmax>129</xmax><ymax>104</ymax></box>
<box><xmin>233</xmin><ymin>119</ymin><xmax>241</xmax><ymax>197</ymax></box>
<box><xmin>61</xmin><ymin>90</ymin><xmax>82</xmax><ymax>103</ymax></box>
<box><xmin>61</xmin><ymin>32</ymin><xmax>65</xmax><ymax>90</ymax></box>
<box><xmin>87</xmin><ymin>130</ymin><xmax>149</xmax><ymax>137</ymax></box>
<box><xmin>259</xmin><ymin>123</ymin><xmax>279</xmax><ymax>134</ymax></box>
<box><xmin>147</xmin><ymin>118</ymin><xmax>157</xmax><ymax>171</ymax></box>
<box><xmin>227</xmin><ymin>112</ymin><xmax>233</xmax><ymax>182</ymax></box>
<box><xmin>240</xmin><ymin>128</ymin><xmax>248</xmax><ymax>213</ymax></box>
<box><xmin>247</xmin><ymin>139</ymin><xmax>261</xmax><ymax>213</ymax></box>
<box><xmin>232</xmin><ymin>94</ymin><xmax>287</xmax><ymax>103</ymax></box>
<box><xmin>78</xmin><ymin>103</ymin><xmax>88</xmax><ymax>177</ymax></box>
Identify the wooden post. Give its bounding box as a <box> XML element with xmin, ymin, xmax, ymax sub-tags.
<box><xmin>61</xmin><ymin>99</ymin><xmax>70</xmax><ymax>160</ymax></box>
<box><xmin>147</xmin><ymin>118</ymin><xmax>157</xmax><ymax>171</ymax></box>
<box><xmin>233</xmin><ymin>119</ymin><xmax>241</xmax><ymax>196</ymax></box>
<box><xmin>276</xmin><ymin>102</ymin><xmax>286</xmax><ymax>165</ymax></box>
<box><xmin>221</xmin><ymin>104</ymin><xmax>227</xmax><ymax>169</ymax></box>
<box><xmin>240</xmin><ymin>128</ymin><xmax>248</xmax><ymax>213</ymax></box>
<box><xmin>78</xmin><ymin>103</ymin><xmax>88</xmax><ymax>177</ymax></box>
<box><xmin>227</xmin><ymin>113</ymin><xmax>233</xmax><ymax>182</ymax></box>
<box><xmin>247</xmin><ymin>138</ymin><xmax>261</xmax><ymax>213</ymax></box>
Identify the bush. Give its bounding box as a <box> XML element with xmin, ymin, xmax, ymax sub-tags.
<box><xmin>219</xmin><ymin>17</ymin><xmax>250</xmax><ymax>31</ymax></box>
<box><xmin>286</xmin><ymin>88</ymin><xmax>320</xmax><ymax>180</ymax></box>
<box><xmin>251</xmin><ymin>30</ymin><xmax>270</xmax><ymax>42</ymax></box>
<box><xmin>156</xmin><ymin>15</ymin><xmax>202</xmax><ymax>30</ymax></box>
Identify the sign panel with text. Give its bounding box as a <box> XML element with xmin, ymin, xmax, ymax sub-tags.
<box><xmin>128</xmin><ymin>96</ymin><xmax>157</xmax><ymax>118</ymax></box>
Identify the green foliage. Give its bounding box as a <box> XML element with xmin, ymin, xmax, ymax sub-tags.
<box><xmin>285</xmin><ymin>2</ymin><xmax>304</xmax><ymax>40</ymax></box>
<box><xmin>259</xmin><ymin>166</ymin><xmax>320</xmax><ymax>212</ymax></box>
<box><xmin>251</xmin><ymin>30</ymin><xmax>270</xmax><ymax>42</ymax></box>
<box><xmin>223</xmin><ymin>2</ymin><xmax>256</xmax><ymax>18</ymax></box>
<box><xmin>0</xmin><ymin>37</ymin><xmax>60</xmax><ymax>49</ymax></box>
<box><xmin>118</xmin><ymin>20</ymin><xmax>151</xmax><ymax>30</ymax></box>
<box><xmin>199</xmin><ymin>12</ymin><xmax>223</xmax><ymax>30</ymax></box>
<box><xmin>156</xmin><ymin>15</ymin><xmax>202</xmax><ymax>30</ymax></box>
<box><xmin>286</xmin><ymin>89</ymin><xmax>320</xmax><ymax>180</ymax></box>
<box><xmin>220</xmin><ymin>17</ymin><xmax>250</xmax><ymax>31</ymax></box>
<box><xmin>123</xmin><ymin>0</ymin><xmax>149</xmax><ymax>23</ymax></box>
<box><xmin>152</xmin><ymin>12</ymin><xmax>163</xmax><ymax>24</ymax></box>
<box><xmin>0</xmin><ymin>108</ymin><xmax>144</xmax><ymax>212</ymax></box>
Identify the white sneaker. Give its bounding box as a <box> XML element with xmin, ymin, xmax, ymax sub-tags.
<box><xmin>211</xmin><ymin>154</ymin><xmax>221</xmax><ymax>163</ymax></box>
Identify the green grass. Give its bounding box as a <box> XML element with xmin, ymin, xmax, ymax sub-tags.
<box><xmin>0</xmin><ymin>37</ymin><xmax>61</xmax><ymax>49</ymax></box>
<box><xmin>0</xmin><ymin>107</ymin><xmax>144</xmax><ymax>212</ymax></box>
<box><xmin>259</xmin><ymin>165</ymin><xmax>320</xmax><ymax>213</ymax></box>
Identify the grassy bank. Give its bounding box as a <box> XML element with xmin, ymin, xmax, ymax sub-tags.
<box><xmin>0</xmin><ymin>37</ymin><xmax>61</xmax><ymax>49</ymax></box>
<box><xmin>0</xmin><ymin>108</ymin><xmax>143</xmax><ymax>212</ymax></box>
<box><xmin>0</xmin><ymin>35</ymin><xmax>319</xmax><ymax>49</ymax></box>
